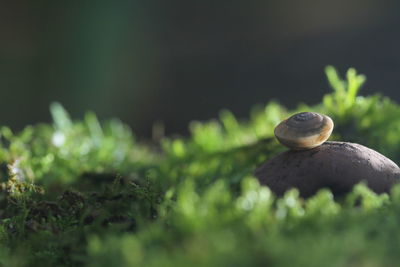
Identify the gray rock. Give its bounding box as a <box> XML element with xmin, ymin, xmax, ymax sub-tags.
<box><xmin>254</xmin><ymin>141</ymin><xmax>400</xmax><ymax>197</ymax></box>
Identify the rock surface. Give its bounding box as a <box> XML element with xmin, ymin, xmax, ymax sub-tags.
<box><xmin>255</xmin><ymin>141</ymin><xmax>400</xmax><ymax>197</ymax></box>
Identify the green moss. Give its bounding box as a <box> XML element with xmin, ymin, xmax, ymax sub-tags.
<box><xmin>0</xmin><ymin>67</ymin><xmax>400</xmax><ymax>266</ymax></box>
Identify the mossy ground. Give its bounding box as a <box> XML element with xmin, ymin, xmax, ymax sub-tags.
<box><xmin>1</xmin><ymin>67</ymin><xmax>400</xmax><ymax>266</ymax></box>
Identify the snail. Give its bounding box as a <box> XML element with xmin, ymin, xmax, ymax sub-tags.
<box><xmin>255</xmin><ymin>112</ymin><xmax>400</xmax><ymax>197</ymax></box>
<box><xmin>274</xmin><ymin>112</ymin><xmax>334</xmax><ymax>150</ymax></box>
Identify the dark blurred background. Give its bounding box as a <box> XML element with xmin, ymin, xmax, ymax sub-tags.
<box><xmin>2</xmin><ymin>0</ymin><xmax>400</xmax><ymax>137</ymax></box>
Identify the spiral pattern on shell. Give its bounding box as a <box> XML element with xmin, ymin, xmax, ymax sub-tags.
<box><xmin>274</xmin><ymin>112</ymin><xmax>334</xmax><ymax>150</ymax></box>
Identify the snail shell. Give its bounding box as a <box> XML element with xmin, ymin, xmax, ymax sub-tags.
<box><xmin>274</xmin><ymin>112</ymin><xmax>334</xmax><ymax>150</ymax></box>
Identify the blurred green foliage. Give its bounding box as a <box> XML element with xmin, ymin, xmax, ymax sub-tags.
<box><xmin>0</xmin><ymin>67</ymin><xmax>400</xmax><ymax>266</ymax></box>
